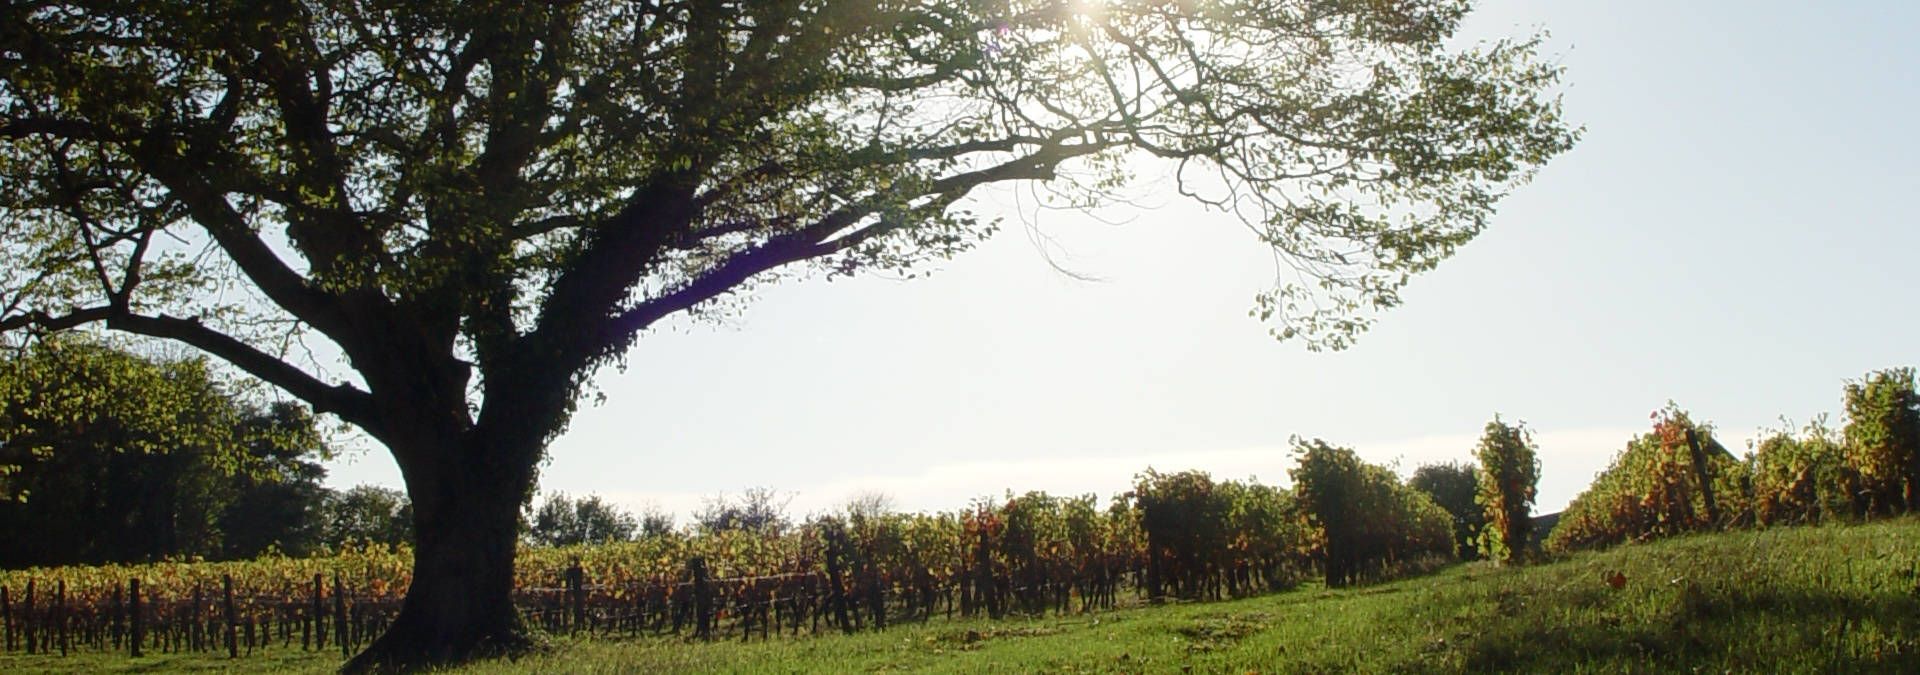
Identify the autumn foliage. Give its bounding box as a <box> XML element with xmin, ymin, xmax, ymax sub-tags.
<box><xmin>1547</xmin><ymin>405</ymin><xmax>1748</xmax><ymax>552</ymax></box>
<box><xmin>1473</xmin><ymin>419</ymin><xmax>1540</xmax><ymax>564</ymax></box>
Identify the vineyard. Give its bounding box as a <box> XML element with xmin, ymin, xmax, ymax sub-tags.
<box><xmin>1549</xmin><ymin>369</ymin><xmax>1920</xmax><ymax>552</ymax></box>
<box><xmin>0</xmin><ymin>457</ymin><xmax>1454</xmax><ymax>662</ymax></box>
<box><xmin>6</xmin><ymin>365</ymin><xmax>1915</xmax><ymax>666</ymax></box>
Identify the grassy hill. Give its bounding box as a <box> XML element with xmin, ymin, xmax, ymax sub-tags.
<box><xmin>8</xmin><ymin>518</ymin><xmax>1919</xmax><ymax>673</ymax></box>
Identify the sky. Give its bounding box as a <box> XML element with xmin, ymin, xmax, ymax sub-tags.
<box><xmin>323</xmin><ymin>0</ymin><xmax>1920</xmax><ymax>525</ymax></box>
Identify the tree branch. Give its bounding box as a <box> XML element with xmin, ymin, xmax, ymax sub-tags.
<box><xmin>0</xmin><ymin>306</ymin><xmax>377</xmax><ymax>428</ymax></box>
<box><xmin>608</xmin><ymin>139</ymin><xmax>1110</xmax><ymax>338</ymax></box>
<box><xmin>132</xmin><ymin>142</ymin><xmax>353</xmax><ymax>338</ymax></box>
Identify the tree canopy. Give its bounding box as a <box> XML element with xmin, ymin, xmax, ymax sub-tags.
<box><xmin>0</xmin><ymin>337</ymin><xmax>334</xmax><ymax>566</ymax></box>
<box><xmin>695</xmin><ymin>486</ymin><xmax>793</xmax><ymax>536</ymax></box>
<box><xmin>1</xmin><ymin>1</ymin><xmax>1574</xmax><ymax>437</ymax></box>
<box><xmin>323</xmin><ymin>484</ymin><xmax>414</xmax><ymax>548</ymax></box>
<box><xmin>525</xmin><ymin>491</ymin><xmax>639</xmax><ymax>547</ymax></box>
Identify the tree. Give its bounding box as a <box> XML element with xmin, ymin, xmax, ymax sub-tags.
<box><xmin>1409</xmin><ymin>460</ymin><xmax>1484</xmax><ymax>560</ymax></box>
<box><xmin>217</xmin><ymin>402</ymin><xmax>334</xmax><ymax>559</ymax></box>
<box><xmin>843</xmin><ymin>490</ymin><xmax>898</xmax><ymax>521</ymax></box>
<box><xmin>694</xmin><ymin>486</ymin><xmax>792</xmax><ymax>536</ymax></box>
<box><xmin>324</xmin><ymin>485</ymin><xmax>414</xmax><ymax>549</ymax></box>
<box><xmin>526</xmin><ymin>492</ymin><xmax>638</xmax><ymax>547</ymax></box>
<box><xmin>0</xmin><ymin>337</ymin><xmax>329</xmax><ymax>567</ymax></box>
<box><xmin>636</xmin><ymin>503</ymin><xmax>676</xmax><ymax>539</ymax></box>
<box><xmin>1473</xmin><ymin>418</ymin><xmax>1539</xmax><ymax>564</ymax></box>
<box><xmin>0</xmin><ymin>1</ymin><xmax>1574</xmax><ymax>667</ymax></box>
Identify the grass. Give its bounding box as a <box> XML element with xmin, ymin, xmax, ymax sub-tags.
<box><xmin>7</xmin><ymin>517</ymin><xmax>1920</xmax><ymax>673</ymax></box>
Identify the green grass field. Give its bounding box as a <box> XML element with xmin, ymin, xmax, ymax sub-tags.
<box><xmin>8</xmin><ymin>518</ymin><xmax>1919</xmax><ymax>673</ymax></box>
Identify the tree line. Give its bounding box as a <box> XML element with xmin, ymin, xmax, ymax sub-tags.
<box><xmin>0</xmin><ymin>338</ymin><xmax>665</xmax><ymax>568</ymax></box>
<box><xmin>0</xmin><ymin>337</ymin><xmax>415</xmax><ymax>566</ymax></box>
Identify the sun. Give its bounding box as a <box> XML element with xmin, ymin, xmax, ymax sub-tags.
<box><xmin>1068</xmin><ymin>0</ymin><xmax>1112</xmax><ymax>20</ymax></box>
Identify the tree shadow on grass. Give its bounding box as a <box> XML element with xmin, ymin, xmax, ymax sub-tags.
<box><xmin>1452</xmin><ymin>585</ymin><xmax>1920</xmax><ymax>673</ymax></box>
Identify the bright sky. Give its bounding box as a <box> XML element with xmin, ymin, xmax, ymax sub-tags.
<box><xmin>324</xmin><ymin>0</ymin><xmax>1920</xmax><ymax>525</ymax></box>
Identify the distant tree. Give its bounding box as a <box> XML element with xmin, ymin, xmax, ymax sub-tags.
<box><xmin>0</xmin><ymin>1</ymin><xmax>1574</xmax><ymax>665</ymax></box>
<box><xmin>1473</xmin><ymin>418</ymin><xmax>1540</xmax><ymax>564</ymax></box>
<box><xmin>1410</xmin><ymin>461</ymin><xmax>1485</xmax><ymax>560</ymax></box>
<box><xmin>217</xmin><ymin>402</ymin><xmax>334</xmax><ymax>559</ymax></box>
<box><xmin>637</xmin><ymin>505</ymin><xmax>676</xmax><ymax>539</ymax></box>
<box><xmin>844</xmin><ymin>490</ymin><xmax>898</xmax><ymax>521</ymax></box>
<box><xmin>325</xmin><ymin>485</ymin><xmax>413</xmax><ymax>549</ymax></box>
<box><xmin>526</xmin><ymin>492</ymin><xmax>638</xmax><ymax>547</ymax></box>
<box><xmin>695</xmin><ymin>487</ymin><xmax>792</xmax><ymax>536</ymax></box>
<box><xmin>1842</xmin><ymin>368</ymin><xmax>1920</xmax><ymax>514</ymax></box>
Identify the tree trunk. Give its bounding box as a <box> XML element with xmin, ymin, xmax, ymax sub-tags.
<box><xmin>342</xmin><ymin>436</ymin><xmax>535</xmax><ymax>674</ymax></box>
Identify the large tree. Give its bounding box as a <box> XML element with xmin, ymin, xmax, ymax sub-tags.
<box><xmin>0</xmin><ymin>0</ymin><xmax>1574</xmax><ymax>668</ymax></box>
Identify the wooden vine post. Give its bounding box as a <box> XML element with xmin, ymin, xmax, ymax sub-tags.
<box><xmin>56</xmin><ymin>579</ymin><xmax>68</xmax><ymax>656</ymax></box>
<box><xmin>333</xmin><ymin>574</ymin><xmax>348</xmax><ymax>656</ymax></box>
<box><xmin>690</xmin><ymin>557</ymin><xmax>712</xmax><ymax>641</ymax></box>
<box><xmin>128</xmin><ymin>578</ymin><xmax>142</xmax><ymax>658</ymax></box>
<box><xmin>24</xmin><ymin>579</ymin><xmax>34</xmax><ymax>655</ymax></box>
<box><xmin>565</xmin><ymin>561</ymin><xmax>585</xmax><ymax>634</ymax></box>
<box><xmin>1683</xmin><ymin>428</ymin><xmax>1722</xmax><ymax>525</ymax></box>
<box><xmin>223</xmin><ymin>574</ymin><xmax>237</xmax><ymax>658</ymax></box>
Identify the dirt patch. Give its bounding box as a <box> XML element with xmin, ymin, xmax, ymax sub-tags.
<box><xmin>929</xmin><ymin>625</ymin><xmax>1066</xmax><ymax>651</ymax></box>
<box><xmin>1173</xmin><ymin>612</ymin><xmax>1271</xmax><ymax>653</ymax></box>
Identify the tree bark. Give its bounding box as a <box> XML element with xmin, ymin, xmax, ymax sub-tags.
<box><xmin>342</xmin><ymin>433</ymin><xmax>536</xmax><ymax>674</ymax></box>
